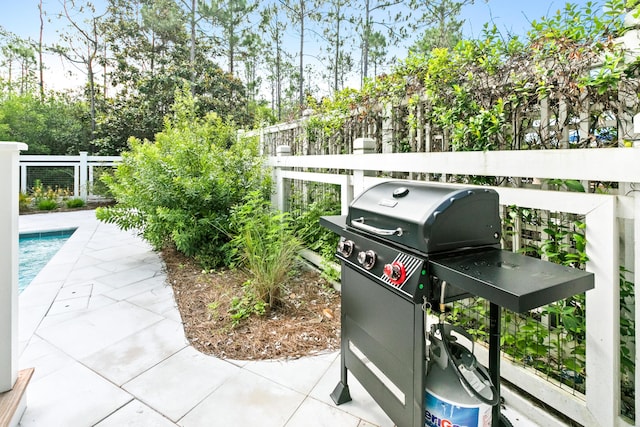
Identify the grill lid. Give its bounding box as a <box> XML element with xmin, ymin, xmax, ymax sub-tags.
<box><xmin>347</xmin><ymin>181</ymin><xmax>501</xmax><ymax>253</ymax></box>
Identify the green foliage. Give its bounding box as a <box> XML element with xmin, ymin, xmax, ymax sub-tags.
<box><xmin>546</xmin><ymin>179</ymin><xmax>586</xmax><ymax>192</ymax></box>
<box><xmin>18</xmin><ymin>192</ymin><xmax>31</xmax><ymax>212</ymax></box>
<box><xmin>448</xmin><ymin>98</ymin><xmax>506</xmax><ymax>151</ymax></box>
<box><xmin>96</xmin><ymin>87</ymin><xmax>268</xmax><ymax>268</ymax></box>
<box><xmin>0</xmin><ymin>92</ymin><xmax>92</xmax><ymax>155</ymax></box>
<box><xmin>228</xmin><ymin>190</ymin><xmax>301</xmax><ymax>308</ymax></box>
<box><xmin>93</xmin><ymin>67</ymin><xmax>252</xmax><ymax>155</ymax></box>
<box><xmin>620</xmin><ymin>264</ymin><xmax>635</xmax><ymax>424</ymax></box>
<box><xmin>620</xmin><ymin>266</ymin><xmax>635</xmax><ymax>382</ymax></box>
<box><xmin>66</xmin><ymin>198</ymin><xmax>86</xmax><ymax>208</ymax></box>
<box><xmin>89</xmin><ymin>0</ymin><xmax>255</xmax><ymax>155</ymax></box>
<box><xmin>446</xmin><ymin>298</ymin><xmax>489</xmax><ymax>340</ymax></box>
<box><xmin>539</xmin><ymin>218</ymin><xmax>588</xmax><ymax>268</ymax></box>
<box><xmin>37</xmin><ymin>199</ymin><xmax>58</xmax><ymax>210</ymax></box>
<box><xmin>305</xmin><ymin>87</ymin><xmax>362</xmax><ymax>152</ymax></box>
<box><xmin>199</xmin><ymin>0</ymin><xmax>259</xmax><ymax>76</ymax></box>
<box><xmin>299</xmin><ymin>0</ymin><xmax>634</xmax><ymax>153</ymax></box>
<box><xmin>320</xmin><ymin>259</ymin><xmax>341</xmax><ymax>283</ymax></box>
<box><xmin>29</xmin><ymin>179</ymin><xmax>71</xmax><ymax>211</ymax></box>
<box><xmin>228</xmin><ymin>280</ymin><xmax>268</xmax><ymax>326</ymax></box>
<box><xmin>293</xmin><ymin>191</ymin><xmax>341</xmax><ymax>257</ymax></box>
<box><xmin>291</xmin><ymin>188</ymin><xmax>342</xmax><ymax>283</ymax></box>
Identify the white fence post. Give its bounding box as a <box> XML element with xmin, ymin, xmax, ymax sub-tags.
<box><xmin>274</xmin><ymin>145</ymin><xmax>291</xmax><ymax>212</ymax></box>
<box><xmin>73</xmin><ymin>165</ymin><xmax>80</xmax><ymax>198</ymax></box>
<box><xmin>79</xmin><ymin>151</ymin><xmax>88</xmax><ymax>201</ymax></box>
<box><xmin>0</xmin><ymin>141</ymin><xmax>28</xmax><ymax>394</ymax></box>
<box><xmin>19</xmin><ymin>165</ymin><xmax>27</xmax><ymax>194</ymax></box>
<box><xmin>352</xmin><ymin>138</ymin><xmax>376</xmax><ymax>198</ymax></box>
<box><xmin>382</xmin><ymin>105</ymin><xmax>394</xmax><ymax>153</ymax></box>
<box><xmin>584</xmin><ymin>197</ymin><xmax>620</xmax><ymax>426</ymax></box>
<box><xmin>88</xmin><ymin>165</ymin><xmax>94</xmax><ymax>197</ymax></box>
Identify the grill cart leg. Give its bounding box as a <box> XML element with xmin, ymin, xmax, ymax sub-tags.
<box><xmin>330</xmin><ymin>380</ymin><xmax>351</xmax><ymax>405</ymax></box>
<box><xmin>330</xmin><ymin>348</ymin><xmax>351</xmax><ymax>404</ymax></box>
<box><xmin>331</xmin><ymin>307</ymin><xmax>351</xmax><ymax>405</ymax></box>
<box><xmin>490</xmin><ymin>302</ymin><xmax>502</xmax><ymax>427</ymax></box>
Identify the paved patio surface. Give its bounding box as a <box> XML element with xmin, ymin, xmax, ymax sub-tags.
<box><xmin>17</xmin><ymin>210</ymin><xmax>539</xmax><ymax>426</ymax></box>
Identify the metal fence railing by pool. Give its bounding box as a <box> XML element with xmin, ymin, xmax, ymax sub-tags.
<box><xmin>19</xmin><ymin>152</ymin><xmax>121</xmax><ymax>201</ymax></box>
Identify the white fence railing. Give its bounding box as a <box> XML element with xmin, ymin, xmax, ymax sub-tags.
<box><xmin>13</xmin><ymin>147</ymin><xmax>640</xmax><ymax>425</ymax></box>
<box><xmin>268</xmin><ymin>147</ymin><xmax>640</xmax><ymax>427</ymax></box>
<box><xmin>19</xmin><ymin>152</ymin><xmax>121</xmax><ymax>200</ymax></box>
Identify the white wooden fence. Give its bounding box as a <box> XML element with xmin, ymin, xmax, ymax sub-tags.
<box><xmin>268</xmin><ymin>146</ymin><xmax>640</xmax><ymax>427</ymax></box>
<box><xmin>12</xmin><ymin>145</ymin><xmax>640</xmax><ymax>425</ymax></box>
<box><xmin>18</xmin><ymin>152</ymin><xmax>121</xmax><ymax>201</ymax></box>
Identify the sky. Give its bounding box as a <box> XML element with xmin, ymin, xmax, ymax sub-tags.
<box><xmin>1</xmin><ymin>0</ymin><xmax>600</xmax><ymax>93</ymax></box>
<box><xmin>459</xmin><ymin>0</ymin><xmax>589</xmax><ymax>38</ymax></box>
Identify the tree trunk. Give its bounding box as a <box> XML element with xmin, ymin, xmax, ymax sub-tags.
<box><xmin>334</xmin><ymin>12</ymin><xmax>340</xmax><ymax>93</ymax></box>
<box><xmin>362</xmin><ymin>0</ymin><xmax>371</xmax><ymax>86</ymax></box>
<box><xmin>276</xmin><ymin>45</ymin><xmax>282</xmax><ymax>121</ymax></box>
<box><xmin>87</xmin><ymin>45</ymin><xmax>96</xmax><ymax>133</ymax></box>
<box><xmin>229</xmin><ymin>27</ymin><xmax>235</xmax><ymax>75</ymax></box>
<box><xmin>151</xmin><ymin>33</ymin><xmax>155</xmax><ymax>75</ymax></box>
<box><xmin>38</xmin><ymin>0</ymin><xmax>45</xmax><ymax>99</ymax></box>
<box><xmin>299</xmin><ymin>5</ymin><xmax>305</xmax><ymax>110</ymax></box>
<box><xmin>190</xmin><ymin>0</ymin><xmax>196</xmax><ymax>94</ymax></box>
<box><xmin>103</xmin><ymin>43</ymin><xmax>107</xmax><ymax>98</ymax></box>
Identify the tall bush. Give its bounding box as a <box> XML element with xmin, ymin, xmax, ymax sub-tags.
<box><xmin>96</xmin><ymin>87</ymin><xmax>268</xmax><ymax>267</ymax></box>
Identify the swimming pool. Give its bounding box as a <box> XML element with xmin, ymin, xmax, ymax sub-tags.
<box><xmin>19</xmin><ymin>229</ymin><xmax>76</xmax><ymax>292</ymax></box>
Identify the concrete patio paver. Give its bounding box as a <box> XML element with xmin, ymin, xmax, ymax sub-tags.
<box><xmin>18</xmin><ymin>361</ymin><xmax>132</xmax><ymax>427</ymax></box>
<box><xmin>94</xmin><ymin>400</ymin><xmax>176</xmax><ymax>427</ymax></box>
<box><xmin>17</xmin><ymin>210</ymin><xmax>539</xmax><ymax>426</ymax></box>
<box><xmin>123</xmin><ymin>346</ymin><xmax>242</xmax><ymax>422</ymax></box>
<box><xmin>179</xmin><ymin>369</ymin><xmax>307</xmax><ymax>427</ymax></box>
<box><xmin>81</xmin><ymin>318</ymin><xmax>187</xmax><ymax>387</ymax></box>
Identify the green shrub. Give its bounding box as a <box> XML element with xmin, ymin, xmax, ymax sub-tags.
<box><xmin>620</xmin><ymin>266</ymin><xmax>635</xmax><ymax>385</ymax></box>
<box><xmin>96</xmin><ymin>86</ymin><xmax>268</xmax><ymax>268</ymax></box>
<box><xmin>19</xmin><ymin>192</ymin><xmax>31</xmax><ymax>211</ymax></box>
<box><xmin>291</xmin><ymin>189</ymin><xmax>342</xmax><ymax>282</ymax></box>
<box><xmin>228</xmin><ymin>190</ymin><xmax>301</xmax><ymax>308</ymax></box>
<box><xmin>37</xmin><ymin>199</ymin><xmax>58</xmax><ymax>210</ymax></box>
<box><xmin>66</xmin><ymin>198</ymin><xmax>85</xmax><ymax>208</ymax></box>
<box><xmin>293</xmin><ymin>190</ymin><xmax>341</xmax><ymax>258</ymax></box>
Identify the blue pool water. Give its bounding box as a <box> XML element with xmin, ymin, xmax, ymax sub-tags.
<box><xmin>19</xmin><ymin>229</ymin><xmax>76</xmax><ymax>292</ymax></box>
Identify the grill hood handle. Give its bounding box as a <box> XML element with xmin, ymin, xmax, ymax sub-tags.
<box><xmin>351</xmin><ymin>217</ymin><xmax>404</xmax><ymax>237</ymax></box>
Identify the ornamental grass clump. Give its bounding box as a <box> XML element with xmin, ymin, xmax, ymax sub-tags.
<box><xmin>228</xmin><ymin>190</ymin><xmax>301</xmax><ymax>311</ymax></box>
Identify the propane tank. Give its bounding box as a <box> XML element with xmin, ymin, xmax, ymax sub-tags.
<box><xmin>424</xmin><ymin>323</ymin><xmax>497</xmax><ymax>427</ymax></box>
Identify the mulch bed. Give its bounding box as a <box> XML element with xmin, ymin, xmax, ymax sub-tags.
<box><xmin>162</xmin><ymin>246</ymin><xmax>341</xmax><ymax>360</ymax></box>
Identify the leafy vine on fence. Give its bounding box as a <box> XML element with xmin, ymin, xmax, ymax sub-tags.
<box><xmin>283</xmin><ymin>1</ymin><xmax>639</xmax><ymax>155</ymax></box>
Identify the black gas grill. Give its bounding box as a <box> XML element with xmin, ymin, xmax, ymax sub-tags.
<box><xmin>320</xmin><ymin>180</ymin><xmax>594</xmax><ymax>427</ymax></box>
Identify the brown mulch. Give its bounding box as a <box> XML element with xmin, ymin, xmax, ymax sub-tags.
<box><xmin>162</xmin><ymin>246</ymin><xmax>341</xmax><ymax>360</ymax></box>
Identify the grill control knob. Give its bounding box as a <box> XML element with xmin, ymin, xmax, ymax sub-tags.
<box><xmin>337</xmin><ymin>239</ymin><xmax>354</xmax><ymax>257</ymax></box>
<box><xmin>383</xmin><ymin>261</ymin><xmax>407</xmax><ymax>285</ymax></box>
<box><xmin>357</xmin><ymin>250</ymin><xmax>376</xmax><ymax>270</ymax></box>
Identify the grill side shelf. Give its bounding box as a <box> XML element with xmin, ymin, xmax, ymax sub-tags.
<box><xmin>428</xmin><ymin>248</ymin><xmax>595</xmax><ymax>313</ymax></box>
<box><xmin>320</xmin><ymin>215</ymin><xmax>347</xmax><ymax>234</ymax></box>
